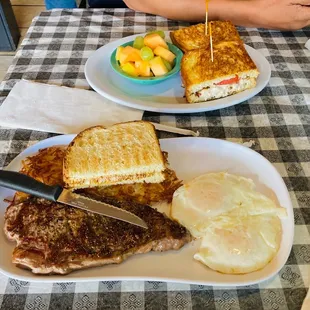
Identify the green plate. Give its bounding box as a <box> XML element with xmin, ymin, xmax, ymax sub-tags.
<box><xmin>110</xmin><ymin>41</ymin><xmax>183</xmax><ymax>85</ymax></box>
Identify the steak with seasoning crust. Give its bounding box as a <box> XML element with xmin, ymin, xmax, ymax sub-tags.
<box><xmin>4</xmin><ymin>195</ymin><xmax>191</xmax><ymax>275</ymax></box>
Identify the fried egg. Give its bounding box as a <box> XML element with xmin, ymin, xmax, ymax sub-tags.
<box><xmin>194</xmin><ymin>214</ymin><xmax>282</xmax><ymax>274</ymax></box>
<box><xmin>171</xmin><ymin>172</ymin><xmax>286</xmax><ymax>274</ymax></box>
<box><xmin>171</xmin><ymin>172</ymin><xmax>286</xmax><ymax>238</ymax></box>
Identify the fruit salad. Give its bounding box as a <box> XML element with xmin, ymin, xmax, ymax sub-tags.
<box><xmin>115</xmin><ymin>31</ymin><xmax>176</xmax><ymax>78</ymax></box>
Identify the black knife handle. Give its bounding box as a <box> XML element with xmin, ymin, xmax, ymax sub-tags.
<box><xmin>0</xmin><ymin>170</ymin><xmax>63</xmax><ymax>202</ymax></box>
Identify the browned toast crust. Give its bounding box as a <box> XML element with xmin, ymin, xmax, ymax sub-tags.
<box><xmin>170</xmin><ymin>21</ymin><xmax>242</xmax><ymax>53</ymax></box>
<box><xmin>181</xmin><ymin>42</ymin><xmax>258</xmax><ymax>90</ymax></box>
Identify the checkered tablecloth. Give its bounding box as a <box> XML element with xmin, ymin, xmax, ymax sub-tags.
<box><xmin>0</xmin><ymin>8</ymin><xmax>309</xmax><ymax>310</ymax></box>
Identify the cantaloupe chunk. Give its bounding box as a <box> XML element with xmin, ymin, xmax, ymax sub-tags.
<box><xmin>135</xmin><ymin>60</ymin><xmax>151</xmax><ymax>77</ymax></box>
<box><xmin>149</xmin><ymin>56</ymin><xmax>168</xmax><ymax>76</ymax></box>
<box><xmin>144</xmin><ymin>33</ymin><xmax>169</xmax><ymax>50</ymax></box>
<box><xmin>153</xmin><ymin>46</ymin><xmax>176</xmax><ymax>63</ymax></box>
<box><xmin>121</xmin><ymin>62</ymin><xmax>139</xmax><ymax>77</ymax></box>
<box><xmin>116</xmin><ymin>46</ymin><xmax>124</xmax><ymax>61</ymax></box>
<box><xmin>118</xmin><ymin>46</ymin><xmax>142</xmax><ymax>65</ymax></box>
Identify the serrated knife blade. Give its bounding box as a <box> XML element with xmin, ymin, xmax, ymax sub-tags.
<box><xmin>57</xmin><ymin>189</ymin><xmax>147</xmax><ymax>228</ymax></box>
<box><xmin>0</xmin><ymin>170</ymin><xmax>148</xmax><ymax>229</ymax></box>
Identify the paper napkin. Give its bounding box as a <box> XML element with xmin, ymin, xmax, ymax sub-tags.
<box><xmin>0</xmin><ymin>80</ymin><xmax>143</xmax><ymax>134</ymax></box>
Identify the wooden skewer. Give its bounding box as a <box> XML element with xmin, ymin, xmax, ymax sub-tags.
<box><xmin>210</xmin><ymin>21</ymin><xmax>214</xmax><ymax>62</ymax></box>
<box><xmin>205</xmin><ymin>0</ymin><xmax>209</xmax><ymax>35</ymax></box>
<box><xmin>152</xmin><ymin>123</ymin><xmax>200</xmax><ymax>137</ymax></box>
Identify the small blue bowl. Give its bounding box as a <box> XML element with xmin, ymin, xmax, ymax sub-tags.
<box><xmin>110</xmin><ymin>41</ymin><xmax>183</xmax><ymax>85</ymax></box>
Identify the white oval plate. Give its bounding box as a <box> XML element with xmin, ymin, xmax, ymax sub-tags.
<box><xmin>0</xmin><ymin>136</ymin><xmax>293</xmax><ymax>285</ymax></box>
<box><xmin>85</xmin><ymin>32</ymin><xmax>271</xmax><ymax>114</ymax></box>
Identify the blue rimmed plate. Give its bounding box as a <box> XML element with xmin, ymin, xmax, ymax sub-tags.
<box><xmin>85</xmin><ymin>32</ymin><xmax>271</xmax><ymax>114</ymax></box>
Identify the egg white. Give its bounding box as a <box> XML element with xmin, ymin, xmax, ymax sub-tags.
<box><xmin>194</xmin><ymin>214</ymin><xmax>282</xmax><ymax>274</ymax></box>
<box><xmin>171</xmin><ymin>172</ymin><xmax>286</xmax><ymax>238</ymax></box>
<box><xmin>170</xmin><ymin>172</ymin><xmax>286</xmax><ymax>274</ymax></box>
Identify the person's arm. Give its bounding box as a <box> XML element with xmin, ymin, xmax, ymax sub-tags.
<box><xmin>123</xmin><ymin>0</ymin><xmax>310</xmax><ymax>30</ymax></box>
<box><xmin>124</xmin><ymin>0</ymin><xmax>210</xmax><ymax>22</ymax></box>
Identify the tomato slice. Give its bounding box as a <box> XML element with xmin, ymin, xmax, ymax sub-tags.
<box><xmin>215</xmin><ymin>75</ymin><xmax>239</xmax><ymax>85</ymax></box>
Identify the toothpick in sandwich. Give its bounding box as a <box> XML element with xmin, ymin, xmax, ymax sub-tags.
<box><xmin>209</xmin><ymin>21</ymin><xmax>213</xmax><ymax>62</ymax></box>
<box><xmin>205</xmin><ymin>0</ymin><xmax>209</xmax><ymax>35</ymax></box>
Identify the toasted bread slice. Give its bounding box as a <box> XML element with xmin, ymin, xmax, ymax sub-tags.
<box><xmin>63</xmin><ymin>121</ymin><xmax>166</xmax><ymax>189</ymax></box>
<box><xmin>181</xmin><ymin>42</ymin><xmax>259</xmax><ymax>103</ymax></box>
<box><xmin>17</xmin><ymin>145</ymin><xmax>181</xmax><ymax>206</ymax></box>
<box><xmin>170</xmin><ymin>21</ymin><xmax>242</xmax><ymax>53</ymax></box>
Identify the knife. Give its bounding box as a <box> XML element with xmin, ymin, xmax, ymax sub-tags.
<box><xmin>0</xmin><ymin>170</ymin><xmax>148</xmax><ymax>229</ymax></box>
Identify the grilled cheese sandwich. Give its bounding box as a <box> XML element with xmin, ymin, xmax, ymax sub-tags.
<box><xmin>170</xmin><ymin>21</ymin><xmax>242</xmax><ymax>53</ymax></box>
<box><xmin>181</xmin><ymin>42</ymin><xmax>259</xmax><ymax>103</ymax></box>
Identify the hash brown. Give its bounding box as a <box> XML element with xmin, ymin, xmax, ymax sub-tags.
<box><xmin>14</xmin><ymin>146</ymin><xmax>66</xmax><ymax>204</ymax></box>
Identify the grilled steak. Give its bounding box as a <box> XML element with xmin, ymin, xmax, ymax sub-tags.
<box><xmin>4</xmin><ymin>195</ymin><xmax>191</xmax><ymax>275</ymax></box>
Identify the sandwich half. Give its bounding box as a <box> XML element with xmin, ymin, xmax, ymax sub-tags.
<box><xmin>181</xmin><ymin>41</ymin><xmax>260</xmax><ymax>103</ymax></box>
<box><xmin>63</xmin><ymin>121</ymin><xmax>166</xmax><ymax>189</ymax></box>
<box><xmin>170</xmin><ymin>21</ymin><xmax>242</xmax><ymax>53</ymax></box>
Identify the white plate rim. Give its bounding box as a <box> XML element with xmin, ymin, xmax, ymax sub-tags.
<box><xmin>0</xmin><ymin>135</ymin><xmax>294</xmax><ymax>285</ymax></box>
<box><xmin>84</xmin><ymin>32</ymin><xmax>271</xmax><ymax>114</ymax></box>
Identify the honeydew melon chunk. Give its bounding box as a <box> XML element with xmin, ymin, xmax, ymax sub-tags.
<box><xmin>149</xmin><ymin>56</ymin><xmax>168</xmax><ymax>76</ymax></box>
<box><xmin>162</xmin><ymin>58</ymin><xmax>173</xmax><ymax>71</ymax></box>
<box><xmin>121</xmin><ymin>62</ymin><xmax>139</xmax><ymax>77</ymax></box>
<box><xmin>116</xmin><ymin>46</ymin><xmax>124</xmax><ymax>61</ymax></box>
